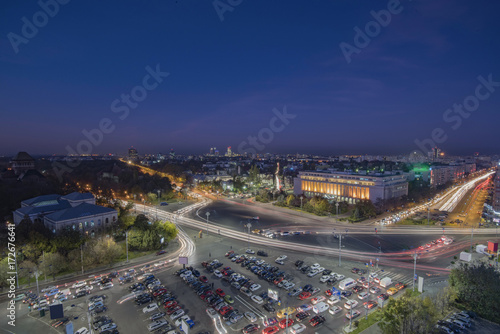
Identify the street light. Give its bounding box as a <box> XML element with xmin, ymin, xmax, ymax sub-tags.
<box><xmin>336</xmin><ymin>202</ymin><xmax>340</xmax><ymax>222</ymax></box>
<box><xmin>300</xmin><ymin>195</ymin><xmax>304</xmax><ymax>211</ymax></box>
<box><xmin>412</xmin><ymin>251</ymin><xmax>420</xmax><ymax>292</ymax></box>
<box><xmin>334</xmin><ymin>229</ymin><xmax>348</xmax><ymax>267</ymax></box>
<box><xmin>245</xmin><ymin>222</ymin><xmax>252</xmax><ymax>250</ymax></box>
<box><xmin>205</xmin><ymin>212</ymin><xmax>210</xmax><ymax>235</ymax></box>
<box><xmin>125</xmin><ymin>230</ymin><xmax>129</xmax><ymax>263</ymax></box>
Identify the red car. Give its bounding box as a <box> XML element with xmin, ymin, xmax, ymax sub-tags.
<box><xmin>200</xmin><ymin>291</ymin><xmax>213</xmax><ymax>300</ymax></box>
<box><xmin>273</xmin><ymin>277</ymin><xmax>283</xmax><ymax>285</ymax></box>
<box><xmin>262</xmin><ymin>326</ymin><xmax>279</xmax><ymax>334</ymax></box>
<box><xmin>225</xmin><ymin>250</ymin><xmax>234</xmax><ymax>257</ymax></box>
<box><xmin>216</xmin><ymin>288</ymin><xmax>225</xmax><ymax>297</ymax></box>
<box><xmin>199</xmin><ymin>276</ymin><xmax>208</xmax><ymax>283</ymax></box>
<box><xmin>153</xmin><ymin>289</ymin><xmax>167</xmax><ymax>297</ymax></box>
<box><xmin>279</xmin><ymin>318</ymin><xmax>294</xmax><ymax>329</ymax></box>
<box><xmin>219</xmin><ymin>306</ymin><xmax>233</xmax><ymax>315</ymax></box>
<box><xmin>364</xmin><ymin>301</ymin><xmax>377</xmax><ymax>309</ymax></box>
<box><xmin>298</xmin><ymin>292</ymin><xmax>311</xmax><ymax>300</ymax></box>
<box><xmin>163</xmin><ymin>301</ymin><xmax>177</xmax><ymax>309</ymax></box>
<box><xmin>166</xmin><ymin>305</ymin><xmax>181</xmax><ymax>315</ymax></box>
<box><xmin>156</xmin><ymin>250</ymin><xmax>166</xmax><ymax>256</ymax></box>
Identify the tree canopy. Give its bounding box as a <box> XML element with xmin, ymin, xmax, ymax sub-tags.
<box><xmin>448</xmin><ymin>262</ymin><xmax>500</xmax><ymax>323</ymax></box>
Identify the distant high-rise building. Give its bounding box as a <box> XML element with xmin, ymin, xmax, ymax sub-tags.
<box><xmin>430</xmin><ymin>147</ymin><xmax>441</xmax><ymax>161</ymax></box>
<box><xmin>170</xmin><ymin>148</ymin><xmax>175</xmax><ymax>159</ymax></box>
<box><xmin>209</xmin><ymin>147</ymin><xmax>215</xmax><ymax>155</ymax></box>
<box><xmin>226</xmin><ymin>146</ymin><xmax>232</xmax><ymax>157</ymax></box>
<box><xmin>128</xmin><ymin>147</ymin><xmax>138</xmax><ymax>160</ymax></box>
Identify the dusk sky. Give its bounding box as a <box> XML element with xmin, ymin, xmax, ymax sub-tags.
<box><xmin>1</xmin><ymin>0</ymin><xmax>500</xmax><ymax>157</ymax></box>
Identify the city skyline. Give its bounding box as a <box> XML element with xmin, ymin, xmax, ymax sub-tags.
<box><xmin>2</xmin><ymin>1</ymin><xmax>500</xmax><ymax>156</ymax></box>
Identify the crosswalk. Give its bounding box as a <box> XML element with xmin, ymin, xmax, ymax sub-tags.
<box><xmin>370</xmin><ymin>270</ymin><xmax>414</xmax><ymax>286</ymax></box>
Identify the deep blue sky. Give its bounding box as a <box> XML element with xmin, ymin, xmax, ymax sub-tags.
<box><xmin>1</xmin><ymin>0</ymin><xmax>500</xmax><ymax>157</ymax></box>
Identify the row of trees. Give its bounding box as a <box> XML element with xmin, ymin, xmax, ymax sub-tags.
<box><xmin>0</xmin><ymin>211</ymin><xmax>178</xmax><ymax>289</ymax></box>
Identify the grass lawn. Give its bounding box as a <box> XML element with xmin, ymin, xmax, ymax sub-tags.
<box><xmin>347</xmin><ymin>309</ymin><xmax>382</xmax><ymax>334</ymax></box>
<box><xmin>116</xmin><ymin>241</ymin><xmax>152</xmax><ymax>261</ymax></box>
<box><xmin>397</xmin><ymin>218</ymin><xmax>437</xmax><ymax>225</ymax></box>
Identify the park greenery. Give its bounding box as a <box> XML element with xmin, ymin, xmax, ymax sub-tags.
<box><xmin>448</xmin><ymin>262</ymin><xmax>500</xmax><ymax>323</ymax></box>
<box><xmin>0</xmin><ymin>204</ymin><xmax>177</xmax><ymax>290</ymax></box>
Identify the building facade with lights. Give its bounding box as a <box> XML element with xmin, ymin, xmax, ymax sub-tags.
<box><xmin>430</xmin><ymin>163</ymin><xmax>476</xmax><ymax>187</ymax></box>
<box><xmin>293</xmin><ymin>171</ymin><xmax>408</xmax><ymax>203</ymax></box>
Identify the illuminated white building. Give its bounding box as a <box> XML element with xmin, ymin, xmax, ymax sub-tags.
<box><xmin>293</xmin><ymin>171</ymin><xmax>408</xmax><ymax>203</ymax></box>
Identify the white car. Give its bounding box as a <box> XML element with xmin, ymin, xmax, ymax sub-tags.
<box><xmin>327</xmin><ymin>296</ymin><xmax>341</xmax><ymax>304</ymax></box>
<box><xmin>276</xmin><ymin>255</ymin><xmax>287</xmax><ymax>261</ymax></box>
<box><xmin>75</xmin><ymin>328</ymin><xmax>89</xmax><ymax>334</ymax></box>
<box><xmin>249</xmin><ymin>284</ymin><xmax>261</xmax><ymax>291</ymax></box>
<box><xmin>283</xmin><ymin>282</ymin><xmax>295</xmax><ymax>291</ymax></box>
<box><xmin>311</xmin><ymin>296</ymin><xmax>326</xmax><ymax>305</ymax></box>
<box><xmin>251</xmin><ymin>295</ymin><xmax>263</xmax><ymax>304</ymax></box>
<box><xmin>317</xmin><ymin>267</ymin><xmax>325</xmax><ymax>273</ymax></box>
<box><xmin>336</xmin><ymin>274</ymin><xmax>345</xmax><ymax>280</ymax></box>
<box><xmin>290</xmin><ymin>323</ymin><xmax>307</xmax><ymax>333</ymax></box>
<box><xmin>307</xmin><ymin>270</ymin><xmax>320</xmax><ymax>277</ymax></box>
<box><xmin>100</xmin><ymin>282</ymin><xmax>113</xmax><ymax>290</ymax></box>
<box><xmin>206</xmin><ymin>308</ymin><xmax>218</xmax><ymax>319</ymax></box>
<box><xmin>240</xmin><ymin>287</ymin><xmax>252</xmax><ymax>297</ymax></box>
<box><xmin>329</xmin><ymin>305</ymin><xmax>343</xmax><ymax>315</ymax></box>
<box><xmin>244</xmin><ymin>312</ymin><xmax>257</xmax><ymax>322</ymax></box>
<box><xmin>143</xmin><ymin>303</ymin><xmax>159</xmax><ymax>313</ymax></box>
<box><xmin>99</xmin><ymin>323</ymin><xmax>117</xmax><ymax>332</ymax></box>
<box><xmin>344</xmin><ymin>299</ymin><xmax>359</xmax><ymax>309</ymax></box>
<box><xmin>214</xmin><ymin>270</ymin><xmax>223</xmax><ymax>278</ymax></box>
<box><xmin>358</xmin><ymin>292</ymin><xmax>369</xmax><ymax>300</ymax></box>
<box><xmin>246</xmin><ymin>249</ymin><xmax>255</xmax><ymax>254</ymax></box>
<box><xmin>72</xmin><ymin>281</ymin><xmax>87</xmax><ymax>289</ymax></box>
<box><xmin>170</xmin><ymin>309</ymin><xmax>185</xmax><ymax>320</ymax></box>
<box><xmin>319</xmin><ymin>275</ymin><xmax>331</xmax><ymax>283</ymax></box>
<box><xmin>148</xmin><ymin>319</ymin><xmax>168</xmax><ymax>332</ymax></box>
<box><xmin>310</xmin><ymin>263</ymin><xmax>320</xmax><ymax>270</ymax></box>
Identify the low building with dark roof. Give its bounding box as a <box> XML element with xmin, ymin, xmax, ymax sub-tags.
<box><xmin>13</xmin><ymin>192</ymin><xmax>117</xmax><ymax>235</ymax></box>
<box><xmin>44</xmin><ymin>202</ymin><xmax>117</xmax><ymax>235</ymax></box>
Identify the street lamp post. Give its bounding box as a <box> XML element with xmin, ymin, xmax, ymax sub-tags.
<box><xmin>205</xmin><ymin>212</ymin><xmax>210</xmax><ymax>235</ymax></box>
<box><xmin>80</xmin><ymin>244</ymin><xmax>84</xmax><ymax>275</ymax></box>
<box><xmin>336</xmin><ymin>202</ymin><xmax>340</xmax><ymax>223</ymax></box>
<box><xmin>470</xmin><ymin>226</ymin><xmax>474</xmax><ymax>253</ymax></box>
<box><xmin>125</xmin><ymin>230</ymin><xmax>129</xmax><ymax>263</ymax></box>
<box><xmin>300</xmin><ymin>195</ymin><xmax>304</xmax><ymax>211</ymax></box>
<box><xmin>246</xmin><ymin>222</ymin><xmax>252</xmax><ymax>250</ymax></box>
<box><xmin>156</xmin><ymin>190</ymin><xmax>161</xmax><ymax>220</ymax></box>
<box><xmin>412</xmin><ymin>251</ymin><xmax>419</xmax><ymax>292</ymax></box>
<box><xmin>427</xmin><ymin>206</ymin><xmax>430</xmax><ymax>226</ymax></box>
